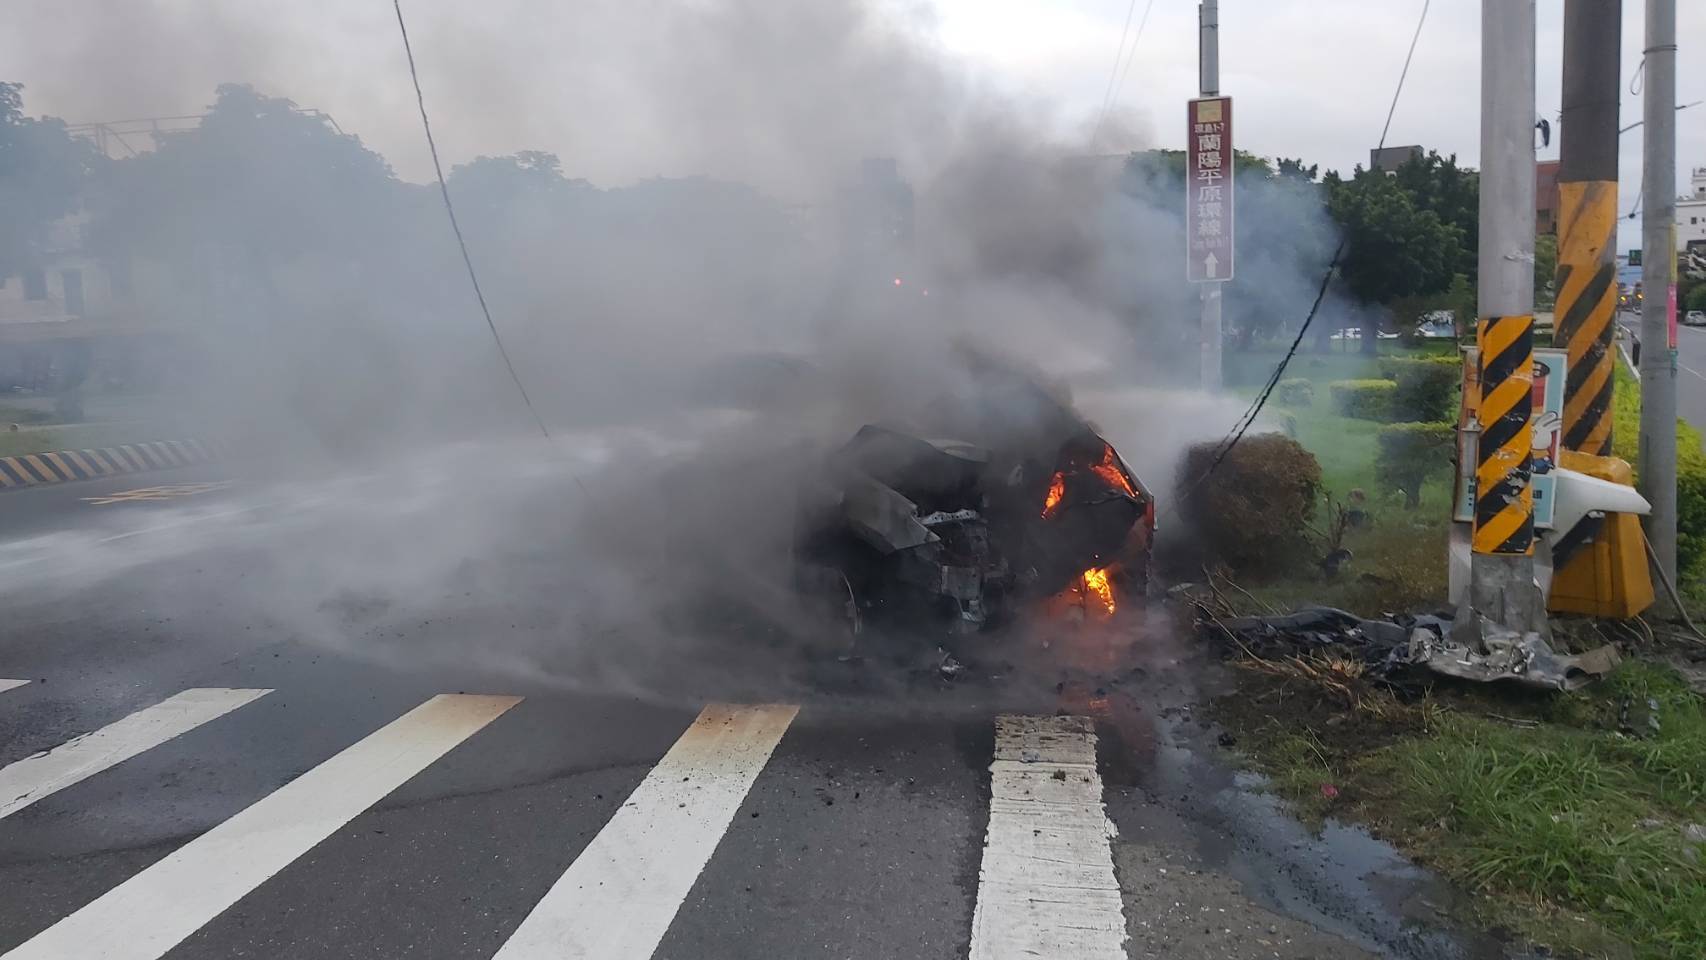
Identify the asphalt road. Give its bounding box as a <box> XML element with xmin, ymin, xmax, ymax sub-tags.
<box><xmin>0</xmin><ymin>446</ymin><xmax>1516</xmax><ymax>960</ymax></box>
<box><xmin>1619</xmin><ymin>313</ymin><xmax>1706</xmax><ymax>431</ymax></box>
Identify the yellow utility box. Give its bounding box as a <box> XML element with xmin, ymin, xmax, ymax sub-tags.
<box><xmin>1547</xmin><ymin>450</ymin><xmax>1655</xmax><ymax>618</ymax></box>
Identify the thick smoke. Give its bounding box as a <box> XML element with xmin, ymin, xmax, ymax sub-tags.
<box><xmin>2</xmin><ymin>0</ymin><xmax>1349</xmax><ymax>701</ymax></box>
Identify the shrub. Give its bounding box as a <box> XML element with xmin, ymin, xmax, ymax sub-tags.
<box><xmin>1276</xmin><ymin>378</ymin><xmax>1314</xmax><ymax>407</ymax></box>
<box><xmin>1674</xmin><ymin>421</ymin><xmax>1706</xmax><ymax>580</ymax></box>
<box><xmin>1178</xmin><ymin>434</ymin><xmax>1323</xmax><ymax>574</ymax></box>
<box><xmin>1389</xmin><ymin>356</ymin><xmax>1461</xmax><ymax>422</ymax></box>
<box><xmin>1611</xmin><ymin>364</ymin><xmax>1706</xmax><ymax>580</ymax></box>
<box><xmin>1329</xmin><ymin>379</ymin><xmax>1397</xmax><ymax>421</ymax></box>
<box><xmin>1375</xmin><ymin>421</ymin><xmax>1457</xmax><ymax>508</ymax></box>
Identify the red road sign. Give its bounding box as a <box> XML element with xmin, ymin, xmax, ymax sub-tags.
<box><xmin>1186</xmin><ymin>96</ymin><xmax>1233</xmax><ymax>283</ymax></box>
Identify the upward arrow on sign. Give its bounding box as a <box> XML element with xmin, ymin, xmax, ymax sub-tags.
<box><xmin>1204</xmin><ymin>252</ymin><xmax>1219</xmax><ymax>279</ymax></box>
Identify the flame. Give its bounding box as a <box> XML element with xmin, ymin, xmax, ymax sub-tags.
<box><xmin>1083</xmin><ymin>566</ymin><xmax>1116</xmax><ymax>616</ymax></box>
<box><xmin>1041</xmin><ymin>471</ymin><xmax>1066</xmax><ymax>518</ymax></box>
<box><xmin>1089</xmin><ymin>444</ymin><xmax>1137</xmax><ymax>499</ymax></box>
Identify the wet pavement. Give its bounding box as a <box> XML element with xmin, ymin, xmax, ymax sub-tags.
<box><xmin>0</xmin><ymin>449</ymin><xmax>1537</xmax><ymax>959</ymax></box>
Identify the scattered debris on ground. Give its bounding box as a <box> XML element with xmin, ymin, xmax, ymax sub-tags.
<box><xmin>1187</xmin><ymin>575</ymin><xmax>1706</xmax><ymax>960</ymax></box>
<box><xmin>1197</xmin><ymin>603</ymin><xmax>1620</xmax><ymax>691</ymax></box>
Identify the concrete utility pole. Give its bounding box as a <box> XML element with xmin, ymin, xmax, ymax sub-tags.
<box><xmin>1470</xmin><ymin>0</ymin><xmax>1547</xmax><ymax>633</ymax></box>
<box><xmin>1637</xmin><ymin>0</ymin><xmax>1678</xmax><ymax>584</ymax></box>
<box><xmin>1554</xmin><ymin>0</ymin><xmax>1621</xmax><ymax>457</ymax></box>
<box><xmin>1198</xmin><ymin>0</ymin><xmax>1222</xmax><ymax>391</ymax></box>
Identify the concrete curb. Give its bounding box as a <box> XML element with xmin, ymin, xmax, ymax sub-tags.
<box><xmin>0</xmin><ymin>439</ymin><xmax>229</xmax><ymax>489</ymax></box>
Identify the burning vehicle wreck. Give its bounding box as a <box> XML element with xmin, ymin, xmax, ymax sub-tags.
<box><xmin>791</xmin><ymin>374</ymin><xmax>1154</xmax><ymax>640</ymax></box>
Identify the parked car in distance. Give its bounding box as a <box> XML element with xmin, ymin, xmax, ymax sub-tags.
<box><xmin>1685</xmin><ymin>310</ymin><xmax>1706</xmax><ymax>327</ymax></box>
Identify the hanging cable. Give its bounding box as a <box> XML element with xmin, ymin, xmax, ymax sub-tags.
<box><xmin>1098</xmin><ymin>0</ymin><xmax>1159</xmax><ymax>146</ymax></box>
<box><xmin>391</xmin><ymin>0</ymin><xmax>550</xmax><ymax>439</ymax></box>
<box><xmin>1089</xmin><ymin>0</ymin><xmax>1142</xmax><ymax>150</ymax></box>
<box><xmin>1182</xmin><ymin>0</ymin><xmax>1430</xmax><ymax>496</ymax></box>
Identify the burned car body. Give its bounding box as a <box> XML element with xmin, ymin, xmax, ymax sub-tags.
<box><xmin>793</xmin><ymin>371</ymin><xmax>1154</xmax><ymax>636</ymax></box>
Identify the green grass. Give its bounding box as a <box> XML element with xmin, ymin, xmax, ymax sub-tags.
<box><xmin>1225</xmin><ymin>339</ymin><xmax>1460</xmax><ymax>388</ymax></box>
<box><xmin>1236</xmin><ymin>343</ymin><xmax>1456</xmax><ymax>614</ymax></box>
<box><xmin>1368</xmin><ymin>665</ymin><xmax>1706</xmax><ymax>959</ymax></box>
<box><xmin>1219</xmin><ymin>662</ymin><xmax>1706</xmax><ymax>960</ymax></box>
<box><xmin>0</xmin><ymin>423</ymin><xmax>161</xmax><ymax>458</ymax></box>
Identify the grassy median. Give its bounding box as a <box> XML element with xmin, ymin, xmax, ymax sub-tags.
<box><xmin>1216</xmin><ymin>661</ymin><xmax>1706</xmax><ymax>960</ymax></box>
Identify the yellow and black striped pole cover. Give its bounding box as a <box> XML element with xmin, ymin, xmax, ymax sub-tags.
<box><xmin>1475</xmin><ymin>314</ymin><xmax>1535</xmax><ymax>555</ymax></box>
<box><xmin>1554</xmin><ymin>180</ymin><xmax>1617</xmax><ymax>455</ymax></box>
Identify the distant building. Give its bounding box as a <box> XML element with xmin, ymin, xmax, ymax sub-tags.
<box><xmin>0</xmin><ymin>215</ymin><xmax>122</xmax><ymax>326</ymax></box>
<box><xmin>1370</xmin><ymin>145</ymin><xmax>1423</xmax><ymax>174</ymax></box>
<box><xmin>1680</xmin><ymin>166</ymin><xmax>1706</xmax><ymax>252</ymax></box>
<box><xmin>1535</xmin><ymin>160</ymin><xmax>1561</xmax><ymax>235</ymax></box>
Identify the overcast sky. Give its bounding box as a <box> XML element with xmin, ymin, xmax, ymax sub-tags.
<box><xmin>4</xmin><ymin>1</ymin><xmax>1701</xmax><ymax>251</ymax></box>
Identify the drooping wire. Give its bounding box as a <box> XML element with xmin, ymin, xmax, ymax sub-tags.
<box><xmin>391</xmin><ymin>0</ymin><xmax>550</xmax><ymax>439</ymax></box>
<box><xmin>1092</xmin><ymin>0</ymin><xmax>1158</xmax><ymax>148</ymax></box>
<box><xmin>1185</xmin><ymin>0</ymin><xmax>1430</xmax><ymax>492</ymax></box>
<box><xmin>1377</xmin><ymin>0</ymin><xmax>1430</xmax><ymax>151</ymax></box>
<box><xmin>1089</xmin><ymin>0</ymin><xmax>1142</xmax><ymax>150</ymax></box>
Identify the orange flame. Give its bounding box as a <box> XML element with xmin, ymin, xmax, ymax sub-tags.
<box><xmin>1041</xmin><ymin>471</ymin><xmax>1066</xmax><ymax>518</ymax></box>
<box><xmin>1089</xmin><ymin>444</ymin><xmax>1137</xmax><ymax>499</ymax></box>
<box><xmin>1083</xmin><ymin>566</ymin><xmax>1116</xmax><ymax>615</ymax></box>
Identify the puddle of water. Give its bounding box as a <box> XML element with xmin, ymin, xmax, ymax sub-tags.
<box><xmin>1065</xmin><ymin>618</ymin><xmax>1544</xmax><ymax>960</ymax></box>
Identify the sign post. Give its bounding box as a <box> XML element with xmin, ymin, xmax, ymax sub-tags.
<box><xmin>1186</xmin><ymin>96</ymin><xmax>1234</xmax><ymax>283</ymax></box>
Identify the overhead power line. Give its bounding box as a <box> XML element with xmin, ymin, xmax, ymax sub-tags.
<box><xmin>1108</xmin><ymin>0</ymin><xmax>1159</xmax><ymax>123</ymax></box>
<box><xmin>1091</xmin><ymin>0</ymin><xmax>1160</xmax><ymax>147</ymax></box>
<box><xmin>391</xmin><ymin>0</ymin><xmax>551</xmax><ymax>439</ymax></box>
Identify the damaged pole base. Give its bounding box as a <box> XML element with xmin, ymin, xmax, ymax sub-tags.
<box><xmin>1457</xmin><ymin>554</ymin><xmax>1551</xmax><ymax>644</ymax></box>
<box><xmin>1439</xmin><ymin>554</ymin><xmax>1618</xmax><ymax>691</ymax></box>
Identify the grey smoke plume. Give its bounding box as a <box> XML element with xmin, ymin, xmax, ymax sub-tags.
<box><xmin>1</xmin><ymin>0</ymin><xmax>1351</xmax><ymax>700</ymax></box>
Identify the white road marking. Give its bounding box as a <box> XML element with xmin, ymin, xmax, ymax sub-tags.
<box><xmin>969</xmin><ymin>715</ymin><xmax>1128</xmax><ymax>960</ymax></box>
<box><xmin>0</xmin><ymin>679</ymin><xmax>28</xmax><ymax>695</ymax></box>
<box><xmin>493</xmin><ymin>703</ymin><xmax>798</xmax><ymax>960</ymax></box>
<box><xmin>0</xmin><ymin>687</ymin><xmax>271</xmax><ymax>821</ymax></box>
<box><xmin>3</xmin><ymin>693</ymin><xmax>520</xmax><ymax>960</ymax></box>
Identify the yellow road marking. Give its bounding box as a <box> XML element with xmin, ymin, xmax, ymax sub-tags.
<box><xmin>81</xmin><ymin>481</ymin><xmax>237</xmax><ymax>506</ymax></box>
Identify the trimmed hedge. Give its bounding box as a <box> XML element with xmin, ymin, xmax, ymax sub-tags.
<box><xmin>1179</xmin><ymin>434</ymin><xmax>1323</xmax><ymax>574</ymax></box>
<box><xmin>1379</xmin><ymin>356</ymin><xmax>1461</xmax><ymax>422</ymax></box>
<box><xmin>1375</xmin><ymin>421</ymin><xmax>1457</xmax><ymax>507</ymax></box>
<box><xmin>1329</xmin><ymin>379</ymin><xmax>1397</xmax><ymax>421</ymax></box>
<box><xmin>1276</xmin><ymin>378</ymin><xmax>1314</xmax><ymax>407</ymax></box>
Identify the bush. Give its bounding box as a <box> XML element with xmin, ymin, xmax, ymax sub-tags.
<box><xmin>1611</xmin><ymin>363</ymin><xmax>1706</xmax><ymax>580</ymax></box>
<box><xmin>1378</xmin><ymin>356</ymin><xmax>1461</xmax><ymax>422</ymax></box>
<box><xmin>1375</xmin><ymin>421</ymin><xmax>1457</xmax><ymax>507</ymax></box>
<box><xmin>1179</xmin><ymin>434</ymin><xmax>1323</xmax><ymax>574</ymax></box>
<box><xmin>1675</xmin><ymin>421</ymin><xmax>1706</xmax><ymax>580</ymax></box>
<box><xmin>1276</xmin><ymin>378</ymin><xmax>1314</xmax><ymax>407</ymax></box>
<box><xmin>1329</xmin><ymin>379</ymin><xmax>1397</xmax><ymax>421</ymax></box>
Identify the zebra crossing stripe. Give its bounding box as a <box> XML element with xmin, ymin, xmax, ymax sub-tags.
<box><xmin>3</xmin><ymin>693</ymin><xmax>520</xmax><ymax>960</ymax></box>
<box><xmin>0</xmin><ymin>679</ymin><xmax>28</xmax><ymax>695</ymax></box>
<box><xmin>969</xmin><ymin>715</ymin><xmax>1128</xmax><ymax>960</ymax></box>
<box><xmin>493</xmin><ymin>703</ymin><xmax>798</xmax><ymax>960</ymax></box>
<box><xmin>0</xmin><ymin>688</ymin><xmax>271</xmax><ymax>822</ymax></box>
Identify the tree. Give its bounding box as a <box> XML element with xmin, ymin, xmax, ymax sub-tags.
<box><xmin>1533</xmin><ymin>232</ymin><xmax>1557</xmax><ymax>309</ymax></box>
<box><xmin>87</xmin><ymin>83</ymin><xmax>402</xmax><ymax>276</ymax></box>
<box><xmin>1685</xmin><ymin>282</ymin><xmax>1706</xmax><ymax>315</ymax></box>
<box><xmin>0</xmin><ymin>81</ymin><xmax>101</xmax><ymax>277</ymax></box>
<box><xmin>1391</xmin><ymin>150</ymin><xmax>1478</xmax><ymax>284</ymax></box>
<box><xmin>1325</xmin><ymin>167</ymin><xmax>1461</xmax><ymax>352</ymax></box>
<box><xmin>1275</xmin><ymin>157</ymin><xmax>1319</xmax><ymax>183</ymax></box>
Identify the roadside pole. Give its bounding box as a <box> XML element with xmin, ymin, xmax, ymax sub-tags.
<box><xmin>1470</xmin><ymin>0</ymin><xmax>1547</xmax><ymax>633</ymax></box>
<box><xmin>1554</xmin><ymin>0</ymin><xmax>1620</xmax><ymax>457</ymax></box>
<box><xmin>1198</xmin><ymin>0</ymin><xmax>1222</xmax><ymax>391</ymax></box>
<box><xmin>1637</xmin><ymin>0</ymin><xmax>1678</xmax><ymax>587</ymax></box>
